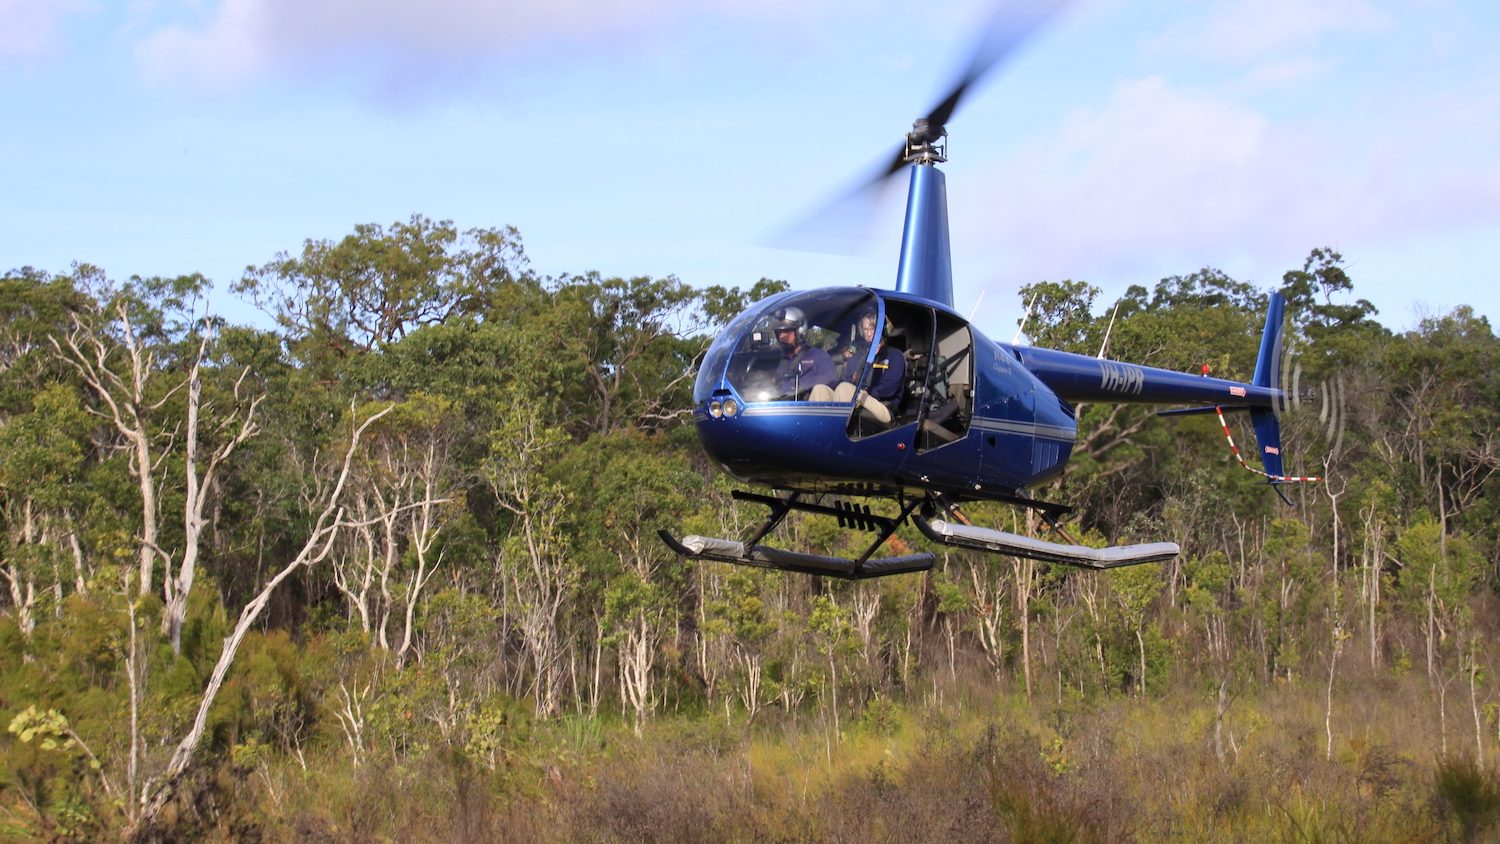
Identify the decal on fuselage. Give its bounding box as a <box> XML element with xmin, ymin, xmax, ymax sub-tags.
<box><xmin>1100</xmin><ymin>361</ymin><xmax>1145</xmax><ymax>395</ymax></box>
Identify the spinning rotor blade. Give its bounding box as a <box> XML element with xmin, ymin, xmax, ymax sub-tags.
<box><xmin>921</xmin><ymin>0</ymin><xmax>1073</xmax><ymax>141</ymax></box>
<box><xmin>773</xmin><ymin>0</ymin><xmax>1073</xmax><ymax>252</ymax></box>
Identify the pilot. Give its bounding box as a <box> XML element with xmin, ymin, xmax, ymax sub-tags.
<box><xmin>815</xmin><ymin>314</ymin><xmax>905</xmax><ymax>425</ymax></box>
<box><xmin>771</xmin><ymin>306</ymin><xmax>836</xmax><ymax>399</ymax></box>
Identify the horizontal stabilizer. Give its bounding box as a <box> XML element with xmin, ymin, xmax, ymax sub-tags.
<box><xmin>660</xmin><ymin>531</ymin><xmax>934</xmax><ymax>580</ymax></box>
<box><xmin>914</xmin><ymin>517</ymin><xmax>1178</xmax><ymax>569</ymax></box>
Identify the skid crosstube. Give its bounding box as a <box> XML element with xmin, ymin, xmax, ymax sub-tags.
<box><xmin>658</xmin><ymin>531</ymin><xmax>934</xmax><ymax>580</ymax></box>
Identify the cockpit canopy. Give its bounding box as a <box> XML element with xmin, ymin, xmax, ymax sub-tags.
<box><xmin>695</xmin><ymin>289</ymin><xmax>881</xmax><ymax>404</ymax></box>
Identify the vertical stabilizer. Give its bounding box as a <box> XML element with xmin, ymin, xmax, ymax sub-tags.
<box><xmin>1250</xmin><ymin>292</ymin><xmax>1287</xmax><ymax>480</ymax></box>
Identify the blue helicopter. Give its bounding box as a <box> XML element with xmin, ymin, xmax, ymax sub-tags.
<box><xmin>660</xmin><ymin>1</ymin><xmax>1311</xmax><ymax>579</ymax></box>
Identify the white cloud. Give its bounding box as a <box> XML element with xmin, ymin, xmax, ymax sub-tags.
<box><xmin>956</xmin><ymin>74</ymin><xmax>1500</xmax><ymax>288</ymax></box>
<box><xmin>1163</xmin><ymin>0</ymin><xmax>1389</xmax><ymax>63</ymax></box>
<box><xmin>136</xmin><ymin>0</ymin><xmax>815</xmax><ymax>87</ymax></box>
<box><xmin>0</xmin><ymin>0</ymin><xmax>89</xmax><ymax>60</ymax></box>
<box><xmin>138</xmin><ymin>0</ymin><xmax>267</xmax><ymax>84</ymax></box>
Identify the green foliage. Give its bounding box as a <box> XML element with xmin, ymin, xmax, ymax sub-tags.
<box><xmin>235</xmin><ymin>214</ymin><xmax>528</xmax><ymax>358</ymax></box>
<box><xmin>1434</xmin><ymin>755</ymin><xmax>1500</xmax><ymax>841</ymax></box>
<box><xmin>9</xmin><ymin>706</ymin><xmax>82</xmax><ymax>757</ymax></box>
<box><xmin>3</xmin><ymin>232</ymin><xmax>1497</xmax><ymax>839</ymax></box>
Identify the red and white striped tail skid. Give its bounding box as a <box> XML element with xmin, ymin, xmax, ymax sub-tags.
<box><xmin>1214</xmin><ymin>406</ymin><xmax>1322</xmax><ymax>484</ymax></box>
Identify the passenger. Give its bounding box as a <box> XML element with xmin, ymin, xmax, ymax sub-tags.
<box><xmin>821</xmin><ymin>316</ymin><xmax>905</xmax><ymax>425</ymax></box>
<box><xmin>833</xmin><ymin>310</ymin><xmax>877</xmax><ymax>383</ymax></box>
<box><xmin>771</xmin><ymin>307</ymin><xmax>836</xmax><ymax>399</ymax></box>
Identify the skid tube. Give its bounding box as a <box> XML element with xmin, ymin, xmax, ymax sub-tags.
<box><xmin>917</xmin><ymin>492</ymin><xmax>1178</xmax><ymax>569</ymax></box>
<box><xmin>658</xmin><ymin>490</ymin><xmax>934</xmax><ymax>580</ymax></box>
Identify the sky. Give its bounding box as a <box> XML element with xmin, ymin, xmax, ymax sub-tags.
<box><xmin>3</xmin><ymin>0</ymin><xmax>1499</xmax><ymax>335</ymax></box>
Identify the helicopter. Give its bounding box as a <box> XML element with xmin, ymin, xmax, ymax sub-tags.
<box><xmin>659</xmin><ymin>0</ymin><xmax>1317</xmax><ymax>580</ymax></box>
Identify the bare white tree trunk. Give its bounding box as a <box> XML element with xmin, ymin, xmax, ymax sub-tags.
<box><xmin>332</xmin><ymin>510</ymin><xmax>378</xmax><ymax>634</ymax></box>
<box><xmin>334</xmin><ymin>679</ymin><xmax>375</xmax><ymax>769</ymax></box>
<box><xmin>970</xmin><ymin>562</ymin><xmax>1008</xmax><ymax>677</ymax></box>
<box><xmin>124</xmin><ymin>571</ymin><xmax>142</xmax><ymax>827</ymax></box>
<box><xmin>486</xmin><ymin>403</ymin><xmax>573</xmax><ymax>718</ymax></box>
<box><xmin>395</xmin><ymin>439</ymin><xmax>449</xmax><ymax>664</ymax></box>
<box><xmin>1</xmin><ymin>500</ymin><xmax>37</xmax><ymax>636</ymax></box>
<box><xmin>620</xmin><ymin>615</ymin><xmax>655</xmax><ymax>735</ymax></box>
<box><xmin>162</xmin><ymin>348</ymin><xmax>262</xmax><ymax>654</ymax></box>
<box><xmin>1013</xmin><ymin>556</ymin><xmax>1036</xmax><ymax>700</ymax></box>
<box><xmin>53</xmin><ymin>305</ymin><xmax>176</xmax><ymax>597</ymax></box>
<box><xmin>129</xmin><ymin>406</ymin><xmax>390</xmax><ymax>838</ymax></box>
<box><xmin>1326</xmin><ymin>625</ymin><xmax>1344</xmax><ymax>760</ymax></box>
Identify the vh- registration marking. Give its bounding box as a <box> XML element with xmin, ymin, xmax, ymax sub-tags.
<box><xmin>1100</xmin><ymin>361</ymin><xmax>1145</xmax><ymax>396</ymax></box>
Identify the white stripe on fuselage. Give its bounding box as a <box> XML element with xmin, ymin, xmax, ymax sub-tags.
<box><xmin>732</xmin><ymin>407</ymin><xmax>1075</xmax><ymax>443</ymax></box>
<box><xmin>739</xmin><ymin>404</ymin><xmax>851</xmax><ymax>418</ymax></box>
<box><xmin>970</xmin><ymin>417</ymin><xmax>1075</xmax><ymax>442</ymax></box>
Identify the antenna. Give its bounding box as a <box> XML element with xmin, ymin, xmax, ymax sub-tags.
<box><xmin>1012</xmin><ymin>290</ymin><xmax>1038</xmax><ymax>345</ymax></box>
<box><xmin>967</xmin><ymin>288</ymin><xmax>987</xmax><ymax>321</ymax></box>
<box><xmin>1096</xmin><ymin>302</ymin><xmax>1120</xmax><ymax>359</ymax></box>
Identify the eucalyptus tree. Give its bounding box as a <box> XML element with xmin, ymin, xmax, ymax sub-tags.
<box><xmin>235</xmin><ymin>215</ymin><xmax>530</xmax><ymax>371</ymax></box>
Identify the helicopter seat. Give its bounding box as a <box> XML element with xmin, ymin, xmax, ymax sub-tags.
<box><xmin>921</xmin><ymin>398</ymin><xmax>963</xmax><ymax>444</ymax></box>
<box><xmin>894</xmin><ymin>349</ymin><xmax>929</xmax><ymax>423</ymax></box>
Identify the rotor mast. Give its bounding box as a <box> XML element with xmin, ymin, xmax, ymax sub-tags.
<box><xmin>894</xmin><ymin>120</ymin><xmax>955</xmax><ymax>310</ymax></box>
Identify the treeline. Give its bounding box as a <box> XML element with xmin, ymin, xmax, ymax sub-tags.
<box><xmin>1</xmin><ymin>216</ymin><xmax>1497</xmax><ymax>840</ymax></box>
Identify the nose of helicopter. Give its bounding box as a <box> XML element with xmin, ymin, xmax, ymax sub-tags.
<box><xmin>692</xmin><ymin>374</ymin><xmax>945</xmax><ymax>498</ymax></box>
<box><xmin>694</xmin><ymin>391</ymin><xmax>856</xmax><ymax>483</ymax></box>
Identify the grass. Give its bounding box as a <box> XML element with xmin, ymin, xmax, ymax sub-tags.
<box><xmin>133</xmin><ymin>670</ymin><xmax>1493</xmax><ymax>842</ymax></box>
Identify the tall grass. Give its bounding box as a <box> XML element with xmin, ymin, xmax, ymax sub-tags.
<box><xmin>158</xmin><ymin>666</ymin><xmax>1481</xmax><ymax>842</ymax></box>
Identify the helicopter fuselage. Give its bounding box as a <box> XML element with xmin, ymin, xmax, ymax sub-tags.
<box><xmin>692</xmin><ymin>286</ymin><xmax>1283</xmax><ymax>506</ymax></box>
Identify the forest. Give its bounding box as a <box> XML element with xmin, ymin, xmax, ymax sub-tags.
<box><xmin>1</xmin><ymin>214</ymin><xmax>1498</xmax><ymax>841</ymax></box>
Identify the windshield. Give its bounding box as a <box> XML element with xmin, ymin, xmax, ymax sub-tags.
<box><xmin>695</xmin><ymin>289</ymin><xmax>880</xmax><ymax>403</ymax></box>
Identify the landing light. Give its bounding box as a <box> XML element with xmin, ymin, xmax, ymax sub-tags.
<box><xmin>709</xmin><ymin>401</ymin><xmax>723</xmax><ymax>419</ymax></box>
<box><xmin>723</xmin><ymin>399</ymin><xmax>739</xmax><ymax>417</ymax></box>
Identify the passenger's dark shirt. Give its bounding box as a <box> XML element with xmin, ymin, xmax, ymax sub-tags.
<box><xmin>866</xmin><ymin>345</ymin><xmax>905</xmax><ymax>403</ymax></box>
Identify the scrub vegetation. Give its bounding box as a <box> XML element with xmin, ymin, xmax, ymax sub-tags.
<box><xmin>1</xmin><ymin>217</ymin><xmax>1497</xmax><ymax>841</ymax></box>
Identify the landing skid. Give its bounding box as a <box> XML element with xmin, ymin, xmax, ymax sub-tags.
<box><xmin>659</xmin><ymin>489</ymin><xmax>1178</xmax><ymax>578</ymax></box>
<box><xmin>914</xmin><ymin>516</ymin><xmax>1178</xmax><ymax>569</ymax></box>
<box><xmin>659</xmin><ymin>490</ymin><xmax>935</xmax><ymax>580</ymax></box>
<box><xmin>657</xmin><ymin>532</ymin><xmax>934</xmax><ymax>580</ymax></box>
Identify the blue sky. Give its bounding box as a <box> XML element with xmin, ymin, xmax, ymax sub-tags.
<box><xmin>4</xmin><ymin>0</ymin><xmax>1498</xmax><ymax>335</ymax></box>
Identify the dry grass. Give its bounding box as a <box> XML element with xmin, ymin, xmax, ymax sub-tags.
<box><xmin>202</xmin><ymin>670</ymin><xmax>1497</xmax><ymax>843</ymax></box>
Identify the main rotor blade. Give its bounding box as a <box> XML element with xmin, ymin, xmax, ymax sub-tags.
<box><xmin>852</xmin><ymin>0</ymin><xmax>1074</xmax><ymax>194</ymax></box>
<box><xmin>769</xmin><ymin>0</ymin><xmax>1074</xmax><ymax>254</ymax></box>
<box><xmin>924</xmin><ymin>0</ymin><xmax>1073</xmax><ymax>134</ymax></box>
<box><xmin>765</xmin><ymin>144</ymin><xmax>905</xmax><ymax>255</ymax></box>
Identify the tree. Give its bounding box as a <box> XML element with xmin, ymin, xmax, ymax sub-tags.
<box><xmin>129</xmin><ymin>404</ymin><xmax>395</xmax><ymax>837</ymax></box>
<box><xmin>481</xmin><ymin>396</ymin><xmax>575</xmax><ymax>718</ymax></box>
<box><xmin>0</xmin><ymin>384</ymin><xmax>92</xmax><ymax>635</ymax></box>
<box><xmin>235</xmin><ymin>215</ymin><xmax>529</xmax><ymax>359</ymax></box>
<box><xmin>332</xmin><ymin>395</ymin><xmax>461</xmax><ymax>664</ymax></box>
<box><xmin>50</xmin><ymin>273</ymin><xmax>212</xmax><ymax>601</ymax></box>
<box><xmin>159</xmin><ymin>327</ymin><xmax>264</xmax><ymax>654</ymax></box>
<box><xmin>554</xmin><ymin>274</ymin><xmax>709</xmax><ymax>436</ymax></box>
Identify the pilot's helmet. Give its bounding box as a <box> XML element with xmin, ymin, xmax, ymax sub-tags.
<box><xmin>770</xmin><ymin>306</ymin><xmax>807</xmax><ymax>338</ymax></box>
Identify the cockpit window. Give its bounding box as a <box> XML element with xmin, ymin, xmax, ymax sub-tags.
<box><xmin>694</xmin><ymin>289</ymin><xmax>880</xmax><ymax>404</ymax></box>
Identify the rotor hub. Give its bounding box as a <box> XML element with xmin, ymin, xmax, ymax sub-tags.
<box><xmin>904</xmin><ymin>119</ymin><xmax>947</xmax><ymax>165</ymax></box>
